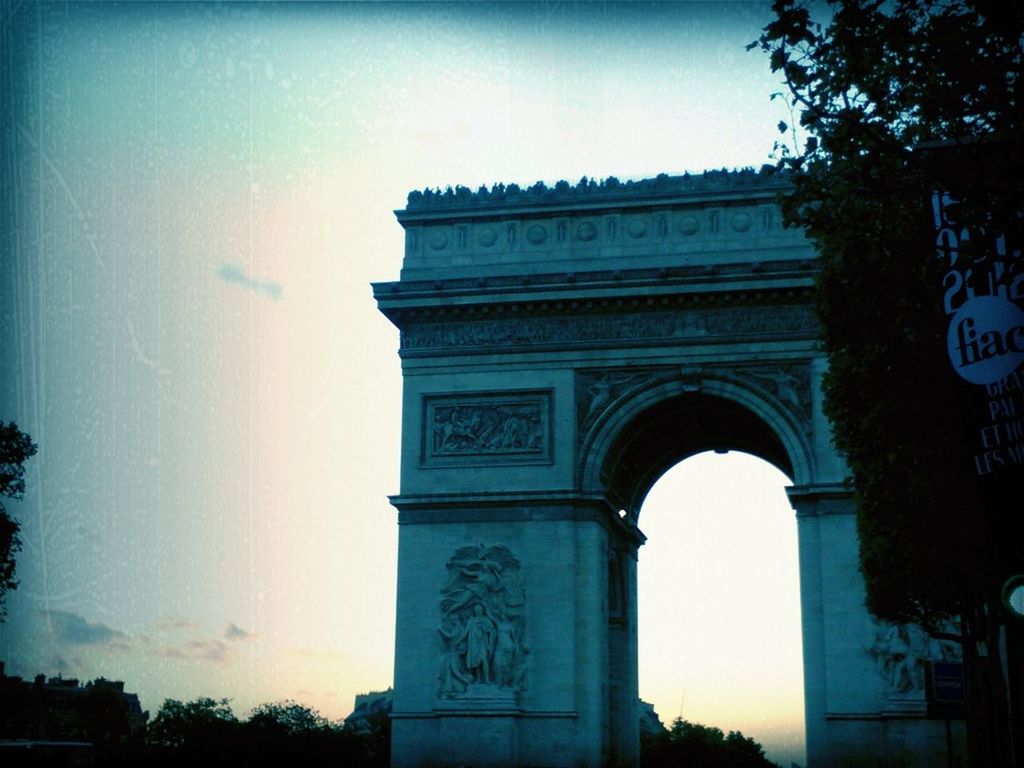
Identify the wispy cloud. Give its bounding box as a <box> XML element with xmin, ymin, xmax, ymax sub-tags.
<box><xmin>30</xmin><ymin>613</ymin><xmax>256</xmax><ymax>670</ymax></box>
<box><xmin>49</xmin><ymin>654</ymin><xmax>83</xmax><ymax>676</ymax></box>
<box><xmin>154</xmin><ymin>621</ymin><xmax>255</xmax><ymax>666</ymax></box>
<box><xmin>152</xmin><ymin>617</ymin><xmax>200</xmax><ymax>632</ymax></box>
<box><xmin>159</xmin><ymin>638</ymin><xmax>231</xmax><ymax>665</ymax></box>
<box><xmin>217</xmin><ymin>263</ymin><xmax>283</xmax><ymax>300</ymax></box>
<box><xmin>39</xmin><ymin>610</ymin><xmax>131</xmax><ymax>651</ymax></box>
<box><xmin>224</xmin><ymin>623</ymin><xmax>252</xmax><ymax>641</ymax></box>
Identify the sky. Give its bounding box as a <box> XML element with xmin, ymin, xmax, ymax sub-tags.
<box><xmin>0</xmin><ymin>2</ymin><xmax>803</xmax><ymax>764</ymax></box>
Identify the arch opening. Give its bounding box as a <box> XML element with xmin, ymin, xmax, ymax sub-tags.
<box><xmin>589</xmin><ymin>388</ymin><xmax>809</xmax><ymax>765</ymax></box>
<box><xmin>636</xmin><ymin>451</ymin><xmax>806</xmax><ymax>767</ymax></box>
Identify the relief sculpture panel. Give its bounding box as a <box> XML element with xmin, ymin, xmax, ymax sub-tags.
<box><xmin>867</xmin><ymin>620</ymin><xmax>962</xmax><ymax>697</ymax></box>
<box><xmin>423</xmin><ymin>391</ymin><xmax>551</xmax><ymax>466</ymax></box>
<box><xmin>438</xmin><ymin>544</ymin><xmax>527</xmax><ymax>701</ymax></box>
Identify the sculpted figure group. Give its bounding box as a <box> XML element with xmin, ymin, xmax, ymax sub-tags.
<box><xmin>438</xmin><ymin>544</ymin><xmax>527</xmax><ymax>697</ymax></box>
<box><xmin>868</xmin><ymin>621</ymin><xmax>962</xmax><ymax>694</ymax></box>
<box><xmin>432</xmin><ymin>404</ymin><xmax>543</xmax><ymax>455</ymax></box>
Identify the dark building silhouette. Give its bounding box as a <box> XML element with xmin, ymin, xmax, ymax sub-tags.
<box><xmin>345</xmin><ymin>688</ymin><xmax>393</xmax><ymax>735</ymax></box>
<box><xmin>0</xmin><ymin>662</ymin><xmax>147</xmax><ymax>745</ymax></box>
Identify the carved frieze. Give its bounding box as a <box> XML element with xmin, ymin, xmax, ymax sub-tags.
<box><xmin>438</xmin><ymin>544</ymin><xmax>527</xmax><ymax>699</ymax></box>
<box><xmin>423</xmin><ymin>391</ymin><xmax>551</xmax><ymax>466</ymax></box>
<box><xmin>401</xmin><ymin>304</ymin><xmax>818</xmax><ymax>354</ymax></box>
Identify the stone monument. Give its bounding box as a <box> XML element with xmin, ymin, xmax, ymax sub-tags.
<box><xmin>374</xmin><ymin>171</ymin><xmax>961</xmax><ymax>766</ymax></box>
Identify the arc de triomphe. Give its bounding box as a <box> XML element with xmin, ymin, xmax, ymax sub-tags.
<box><xmin>373</xmin><ymin>171</ymin><xmax>957</xmax><ymax>766</ymax></box>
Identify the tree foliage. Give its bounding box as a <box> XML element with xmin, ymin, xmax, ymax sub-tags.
<box><xmin>0</xmin><ymin>421</ymin><xmax>37</xmax><ymax>618</ymax></box>
<box><xmin>754</xmin><ymin>2</ymin><xmax>1023</xmax><ymax>761</ymax></box>
<box><xmin>641</xmin><ymin>717</ymin><xmax>779</xmax><ymax>768</ymax></box>
<box><xmin>247</xmin><ymin>699</ymin><xmax>331</xmax><ymax>736</ymax></box>
<box><xmin>146</xmin><ymin>697</ymin><xmax>239</xmax><ymax>749</ymax></box>
<box><xmin>139</xmin><ymin>696</ymin><xmax>386</xmax><ymax>766</ymax></box>
<box><xmin>753</xmin><ymin>0</ymin><xmax>1023</xmax><ymax>626</ymax></box>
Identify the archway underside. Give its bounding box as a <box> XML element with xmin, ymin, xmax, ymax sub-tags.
<box><xmin>599</xmin><ymin>392</ymin><xmax>794</xmax><ymax>519</ymax></box>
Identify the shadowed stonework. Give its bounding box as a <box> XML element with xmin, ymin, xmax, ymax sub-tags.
<box><xmin>374</xmin><ymin>171</ymin><xmax>962</xmax><ymax>767</ymax></box>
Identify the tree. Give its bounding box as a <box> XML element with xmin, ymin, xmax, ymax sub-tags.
<box><xmin>753</xmin><ymin>0</ymin><xmax>1022</xmax><ymax>763</ymax></box>
<box><xmin>641</xmin><ymin>717</ymin><xmax>779</xmax><ymax>768</ymax></box>
<box><xmin>247</xmin><ymin>700</ymin><xmax>331</xmax><ymax>736</ymax></box>
<box><xmin>146</xmin><ymin>697</ymin><xmax>239</xmax><ymax>750</ymax></box>
<box><xmin>243</xmin><ymin>700</ymin><xmax>372</xmax><ymax>763</ymax></box>
<box><xmin>144</xmin><ymin>696</ymin><xmax>382</xmax><ymax>766</ymax></box>
<box><xmin>0</xmin><ymin>421</ymin><xmax>37</xmax><ymax>619</ymax></box>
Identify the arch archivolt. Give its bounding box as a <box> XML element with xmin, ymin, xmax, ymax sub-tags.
<box><xmin>576</xmin><ymin>361</ymin><xmax>816</xmax><ymax>514</ymax></box>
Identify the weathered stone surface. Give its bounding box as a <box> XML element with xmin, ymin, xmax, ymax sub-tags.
<box><xmin>375</xmin><ymin>171</ymin><xmax>958</xmax><ymax>767</ymax></box>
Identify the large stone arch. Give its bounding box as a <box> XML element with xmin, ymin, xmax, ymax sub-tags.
<box><xmin>375</xmin><ymin>172</ymin><xmax>959</xmax><ymax>767</ymax></box>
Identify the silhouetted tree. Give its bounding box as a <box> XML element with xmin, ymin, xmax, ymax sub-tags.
<box><xmin>136</xmin><ymin>696</ymin><xmax>391</xmax><ymax>767</ymax></box>
<box><xmin>753</xmin><ymin>1</ymin><xmax>1022</xmax><ymax>763</ymax></box>
<box><xmin>0</xmin><ymin>421</ymin><xmax>37</xmax><ymax>620</ymax></box>
<box><xmin>641</xmin><ymin>717</ymin><xmax>779</xmax><ymax>768</ymax></box>
<box><xmin>240</xmin><ymin>699</ymin><xmax>386</xmax><ymax>766</ymax></box>
<box><xmin>247</xmin><ymin>699</ymin><xmax>331</xmax><ymax>736</ymax></box>
<box><xmin>146</xmin><ymin>697</ymin><xmax>239</xmax><ymax>751</ymax></box>
<box><xmin>344</xmin><ymin>705</ymin><xmax>391</xmax><ymax>767</ymax></box>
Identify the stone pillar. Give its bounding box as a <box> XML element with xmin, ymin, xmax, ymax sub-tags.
<box><xmin>572</xmin><ymin>516</ymin><xmax>608</xmax><ymax>765</ymax></box>
<box><xmin>607</xmin><ymin>544</ymin><xmax>640</xmax><ymax>766</ymax></box>
<box><xmin>389</xmin><ymin>500</ymin><xmax>638</xmax><ymax>768</ymax></box>
<box><xmin>788</xmin><ymin>485</ymin><xmax>889</xmax><ymax>765</ymax></box>
<box><xmin>790</xmin><ymin>486</ymin><xmax>829</xmax><ymax>764</ymax></box>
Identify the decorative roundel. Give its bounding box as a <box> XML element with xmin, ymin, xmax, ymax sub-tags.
<box><xmin>627</xmin><ymin>218</ymin><xmax>648</xmax><ymax>239</ymax></box>
<box><xmin>527</xmin><ymin>224</ymin><xmax>547</xmax><ymax>245</ymax></box>
<box><xmin>428</xmin><ymin>230</ymin><xmax>449</xmax><ymax>250</ymax></box>
<box><xmin>731</xmin><ymin>212</ymin><xmax>752</xmax><ymax>232</ymax></box>
<box><xmin>477</xmin><ymin>227</ymin><xmax>497</xmax><ymax>248</ymax></box>
<box><xmin>678</xmin><ymin>215</ymin><xmax>700</xmax><ymax>236</ymax></box>
<box><xmin>577</xmin><ymin>221</ymin><xmax>597</xmax><ymax>242</ymax></box>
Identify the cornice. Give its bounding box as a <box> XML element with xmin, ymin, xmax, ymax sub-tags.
<box><xmin>390</xmin><ymin>490</ymin><xmax>646</xmax><ymax>546</ymax></box>
<box><xmin>386</xmin><ymin>288</ymin><xmax>817</xmax><ymax>327</ymax></box>
<box><xmin>374</xmin><ymin>258</ymin><xmax>817</xmax><ymax>321</ymax></box>
<box><xmin>398</xmin><ymin>168</ymin><xmax>788</xmax><ymax>223</ymax></box>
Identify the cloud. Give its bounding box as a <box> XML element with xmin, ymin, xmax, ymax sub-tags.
<box><xmin>217</xmin><ymin>263</ymin><xmax>283</xmax><ymax>300</ymax></box>
<box><xmin>156</xmin><ymin>622</ymin><xmax>254</xmax><ymax>666</ymax></box>
<box><xmin>49</xmin><ymin>655</ymin><xmax>83</xmax><ymax>676</ymax></box>
<box><xmin>224</xmin><ymin>623</ymin><xmax>252</xmax><ymax>641</ymax></box>
<box><xmin>152</xmin><ymin>617</ymin><xmax>199</xmax><ymax>632</ymax></box>
<box><xmin>39</xmin><ymin>610</ymin><xmax>131</xmax><ymax>651</ymax></box>
<box><xmin>159</xmin><ymin>638</ymin><xmax>231</xmax><ymax>665</ymax></box>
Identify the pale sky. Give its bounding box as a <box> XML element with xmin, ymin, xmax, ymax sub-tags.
<box><xmin>0</xmin><ymin>2</ymin><xmax>803</xmax><ymax>764</ymax></box>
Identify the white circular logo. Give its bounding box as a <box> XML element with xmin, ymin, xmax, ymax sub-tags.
<box><xmin>947</xmin><ymin>295</ymin><xmax>1024</xmax><ymax>385</ymax></box>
